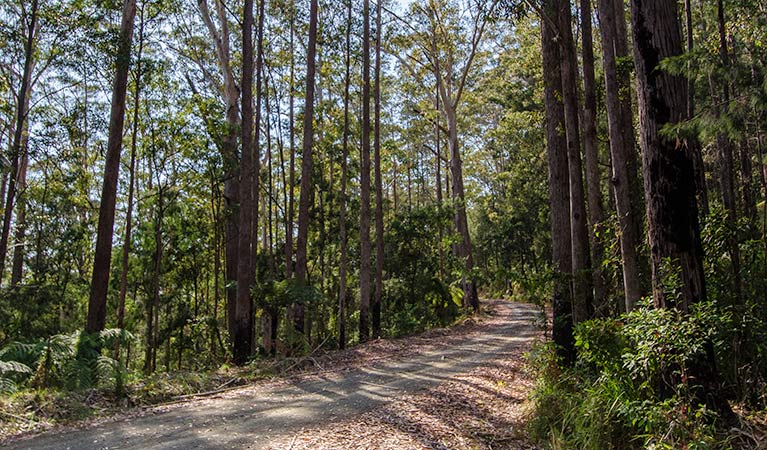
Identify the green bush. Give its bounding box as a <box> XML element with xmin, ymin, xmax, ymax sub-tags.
<box><xmin>530</xmin><ymin>301</ymin><xmax>736</xmax><ymax>449</ymax></box>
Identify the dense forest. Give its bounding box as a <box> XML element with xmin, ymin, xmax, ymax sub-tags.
<box><xmin>1</xmin><ymin>0</ymin><xmax>767</xmax><ymax>447</ymax></box>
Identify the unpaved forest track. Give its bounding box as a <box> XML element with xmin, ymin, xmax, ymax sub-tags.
<box><xmin>3</xmin><ymin>301</ymin><xmax>541</xmax><ymax>450</ymax></box>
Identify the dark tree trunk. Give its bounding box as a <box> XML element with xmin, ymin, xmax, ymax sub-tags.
<box><xmin>542</xmin><ymin>0</ymin><xmax>575</xmax><ymax>363</ymax></box>
<box><xmin>338</xmin><ymin>0</ymin><xmax>352</xmax><ymax>350</ymax></box>
<box><xmin>359</xmin><ymin>0</ymin><xmax>372</xmax><ymax>342</ymax></box>
<box><xmin>233</xmin><ymin>0</ymin><xmax>256</xmax><ymax>365</ymax></box>
<box><xmin>294</xmin><ymin>0</ymin><xmax>319</xmax><ymax>334</ymax></box>
<box><xmin>0</xmin><ymin>0</ymin><xmax>38</xmax><ymax>286</ymax></box>
<box><xmin>373</xmin><ymin>0</ymin><xmax>383</xmax><ymax>339</ymax></box>
<box><xmin>10</xmin><ymin>126</ymin><xmax>29</xmax><ymax>286</ymax></box>
<box><xmin>286</xmin><ymin>6</ymin><xmax>296</xmax><ymax>280</ymax></box>
<box><xmin>631</xmin><ymin>0</ymin><xmax>704</xmax><ymax>311</ymax></box>
<box><xmin>631</xmin><ymin>0</ymin><xmax>731</xmax><ymax>415</ymax></box>
<box><xmin>87</xmin><ymin>0</ymin><xmax>137</xmax><ymax>333</ymax></box>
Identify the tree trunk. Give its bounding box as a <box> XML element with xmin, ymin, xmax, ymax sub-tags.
<box><xmin>580</xmin><ymin>0</ymin><xmax>608</xmax><ymax>316</ymax></box>
<box><xmin>542</xmin><ymin>0</ymin><xmax>575</xmax><ymax>363</ymax></box>
<box><xmin>359</xmin><ymin>0</ymin><xmax>372</xmax><ymax>342</ymax></box>
<box><xmin>372</xmin><ymin>0</ymin><xmax>383</xmax><ymax>339</ymax></box>
<box><xmin>286</xmin><ymin>5</ymin><xmax>296</xmax><ymax>280</ymax></box>
<box><xmin>0</xmin><ymin>0</ymin><xmax>38</xmax><ymax>286</ymax></box>
<box><xmin>631</xmin><ymin>0</ymin><xmax>732</xmax><ymax>415</ymax></box>
<box><xmin>631</xmin><ymin>0</ymin><xmax>704</xmax><ymax>311</ymax></box>
<box><xmin>708</xmin><ymin>0</ymin><xmax>741</xmax><ymax>305</ymax></box>
<box><xmin>338</xmin><ymin>0</ymin><xmax>352</xmax><ymax>350</ymax></box>
<box><xmin>10</xmin><ymin>126</ymin><xmax>30</xmax><ymax>286</ymax></box>
<box><xmin>294</xmin><ymin>0</ymin><xmax>319</xmax><ymax>335</ymax></box>
<box><xmin>117</xmin><ymin>4</ymin><xmax>145</xmax><ymax>331</ymax></box>
<box><xmin>559</xmin><ymin>0</ymin><xmax>593</xmax><ymax>322</ymax></box>
<box><xmin>597</xmin><ymin>0</ymin><xmax>643</xmax><ymax>312</ymax></box>
<box><xmin>684</xmin><ymin>0</ymin><xmax>709</xmax><ymax>217</ymax></box>
<box><xmin>86</xmin><ymin>0</ymin><xmax>137</xmax><ymax>333</ymax></box>
<box><xmin>233</xmin><ymin>0</ymin><xmax>256</xmax><ymax>366</ymax></box>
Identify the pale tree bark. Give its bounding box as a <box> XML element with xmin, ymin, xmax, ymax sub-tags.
<box><xmin>197</xmin><ymin>0</ymin><xmax>241</xmax><ymax>342</ymax></box>
<box><xmin>373</xmin><ymin>0</ymin><xmax>383</xmax><ymax>339</ymax></box>
<box><xmin>425</xmin><ymin>0</ymin><xmax>499</xmax><ymax>312</ymax></box>
<box><xmin>294</xmin><ymin>0</ymin><xmax>319</xmax><ymax>334</ymax></box>
<box><xmin>541</xmin><ymin>0</ymin><xmax>574</xmax><ymax>363</ymax></box>
<box><xmin>580</xmin><ymin>0</ymin><xmax>608</xmax><ymax>315</ymax></box>
<box><xmin>596</xmin><ymin>0</ymin><xmax>644</xmax><ymax>312</ymax></box>
<box><xmin>559</xmin><ymin>0</ymin><xmax>592</xmax><ymax>322</ymax></box>
<box><xmin>359</xmin><ymin>0</ymin><xmax>372</xmax><ymax>341</ymax></box>
<box><xmin>86</xmin><ymin>0</ymin><xmax>137</xmax><ymax>333</ymax></box>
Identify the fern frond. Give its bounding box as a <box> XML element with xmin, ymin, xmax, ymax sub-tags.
<box><xmin>98</xmin><ymin>328</ymin><xmax>135</xmax><ymax>348</ymax></box>
<box><xmin>0</xmin><ymin>376</ymin><xmax>17</xmax><ymax>394</ymax></box>
<box><xmin>0</xmin><ymin>360</ymin><xmax>32</xmax><ymax>375</ymax></box>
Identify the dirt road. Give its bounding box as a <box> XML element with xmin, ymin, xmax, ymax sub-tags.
<box><xmin>4</xmin><ymin>301</ymin><xmax>540</xmax><ymax>450</ymax></box>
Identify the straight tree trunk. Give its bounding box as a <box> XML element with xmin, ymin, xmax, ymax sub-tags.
<box><xmin>286</xmin><ymin>5</ymin><xmax>296</xmax><ymax>280</ymax></box>
<box><xmin>559</xmin><ymin>0</ymin><xmax>593</xmax><ymax>322</ymax></box>
<box><xmin>294</xmin><ymin>0</ymin><xmax>319</xmax><ymax>334</ymax></box>
<box><xmin>685</xmin><ymin>0</ymin><xmax>709</xmax><ymax>217</ymax></box>
<box><xmin>86</xmin><ymin>0</ymin><xmax>137</xmax><ymax>333</ymax></box>
<box><xmin>0</xmin><ymin>0</ymin><xmax>38</xmax><ymax>286</ymax></box>
<box><xmin>359</xmin><ymin>0</ymin><xmax>372</xmax><ymax>342</ymax></box>
<box><xmin>10</xmin><ymin>123</ymin><xmax>30</xmax><ymax>286</ymax></box>
<box><xmin>597</xmin><ymin>0</ymin><xmax>643</xmax><ymax>312</ymax></box>
<box><xmin>372</xmin><ymin>0</ymin><xmax>383</xmax><ymax>339</ymax></box>
<box><xmin>338</xmin><ymin>0</ymin><xmax>352</xmax><ymax>350</ymax></box>
<box><xmin>580</xmin><ymin>0</ymin><xmax>608</xmax><ymax>315</ymax></box>
<box><xmin>542</xmin><ymin>0</ymin><xmax>575</xmax><ymax>363</ymax></box>
<box><xmin>233</xmin><ymin>0</ymin><xmax>256</xmax><ymax>365</ymax></box>
<box><xmin>708</xmin><ymin>0</ymin><xmax>741</xmax><ymax>304</ymax></box>
<box><xmin>117</xmin><ymin>4</ymin><xmax>145</xmax><ymax>331</ymax></box>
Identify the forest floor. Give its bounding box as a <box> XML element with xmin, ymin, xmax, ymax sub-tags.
<box><xmin>1</xmin><ymin>300</ymin><xmax>543</xmax><ymax>450</ymax></box>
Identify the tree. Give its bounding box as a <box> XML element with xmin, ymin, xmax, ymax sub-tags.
<box><xmin>596</xmin><ymin>0</ymin><xmax>644</xmax><ymax>312</ymax></box>
<box><xmin>359</xmin><ymin>0</ymin><xmax>372</xmax><ymax>341</ymax></box>
<box><xmin>558</xmin><ymin>0</ymin><xmax>592</xmax><ymax>322</ymax></box>
<box><xmin>630</xmin><ymin>0</ymin><xmax>733</xmax><ymax>414</ymax></box>
<box><xmin>0</xmin><ymin>0</ymin><xmax>38</xmax><ymax>286</ymax></box>
<box><xmin>294</xmin><ymin>0</ymin><xmax>318</xmax><ymax>334</ymax></box>
<box><xmin>392</xmin><ymin>0</ymin><xmax>499</xmax><ymax>311</ymax></box>
<box><xmin>373</xmin><ymin>0</ymin><xmax>384</xmax><ymax>339</ymax></box>
<box><xmin>580</xmin><ymin>0</ymin><xmax>608</xmax><ymax>315</ymax></box>
<box><xmin>541</xmin><ymin>0</ymin><xmax>574</xmax><ymax>362</ymax></box>
<box><xmin>233</xmin><ymin>0</ymin><xmax>256</xmax><ymax>365</ymax></box>
<box><xmin>86</xmin><ymin>0</ymin><xmax>137</xmax><ymax>333</ymax></box>
<box><xmin>338</xmin><ymin>0</ymin><xmax>353</xmax><ymax>350</ymax></box>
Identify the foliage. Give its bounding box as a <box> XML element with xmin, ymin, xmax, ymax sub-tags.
<box><xmin>0</xmin><ymin>329</ymin><xmax>134</xmax><ymax>393</ymax></box>
<box><xmin>530</xmin><ymin>300</ymin><xmax>741</xmax><ymax>449</ymax></box>
<box><xmin>382</xmin><ymin>204</ymin><xmax>463</xmax><ymax>335</ymax></box>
